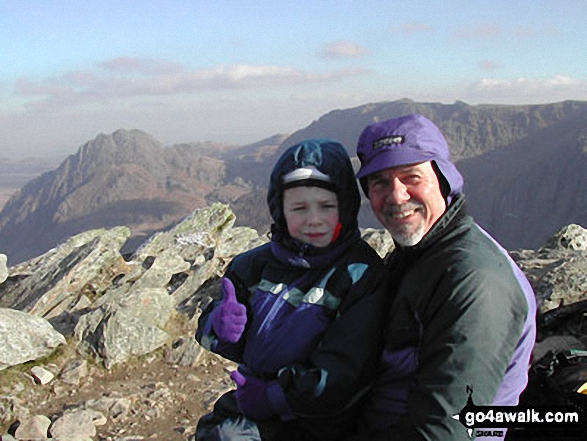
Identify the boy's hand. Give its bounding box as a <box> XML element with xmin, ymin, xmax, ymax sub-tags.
<box><xmin>211</xmin><ymin>277</ymin><xmax>247</xmax><ymax>342</ymax></box>
<box><xmin>231</xmin><ymin>369</ymin><xmax>274</xmax><ymax>420</ymax></box>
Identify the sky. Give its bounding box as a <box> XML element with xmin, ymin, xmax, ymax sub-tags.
<box><xmin>1</xmin><ymin>0</ymin><xmax>587</xmax><ymax>159</ymax></box>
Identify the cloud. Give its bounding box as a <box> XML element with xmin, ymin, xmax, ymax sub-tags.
<box><xmin>100</xmin><ymin>57</ymin><xmax>183</xmax><ymax>74</ymax></box>
<box><xmin>454</xmin><ymin>25</ymin><xmax>502</xmax><ymax>40</ymax></box>
<box><xmin>15</xmin><ymin>58</ymin><xmax>371</xmax><ymax>110</ymax></box>
<box><xmin>320</xmin><ymin>42</ymin><xmax>370</xmax><ymax>60</ymax></box>
<box><xmin>467</xmin><ymin>75</ymin><xmax>587</xmax><ymax>103</ymax></box>
<box><xmin>389</xmin><ymin>22</ymin><xmax>432</xmax><ymax>35</ymax></box>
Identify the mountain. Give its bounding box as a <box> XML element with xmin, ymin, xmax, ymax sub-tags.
<box><xmin>459</xmin><ymin>111</ymin><xmax>587</xmax><ymax>249</ymax></box>
<box><xmin>1</xmin><ymin>99</ymin><xmax>587</xmax><ymax>264</ymax></box>
<box><xmin>272</xmin><ymin>99</ymin><xmax>587</xmax><ymax>249</ymax></box>
<box><xmin>0</xmin><ymin>130</ymin><xmax>283</xmax><ymax>263</ymax></box>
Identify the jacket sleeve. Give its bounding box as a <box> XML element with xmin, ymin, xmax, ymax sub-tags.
<box><xmin>387</xmin><ymin>262</ymin><xmax>530</xmax><ymax>440</ymax></box>
<box><xmin>270</xmin><ymin>258</ymin><xmax>389</xmax><ymax>419</ymax></box>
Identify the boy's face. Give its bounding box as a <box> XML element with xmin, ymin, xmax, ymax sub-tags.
<box><xmin>283</xmin><ymin>186</ymin><xmax>339</xmax><ymax>248</ymax></box>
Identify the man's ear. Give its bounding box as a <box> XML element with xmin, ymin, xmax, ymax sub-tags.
<box><xmin>431</xmin><ymin>161</ymin><xmax>450</xmax><ymax>201</ymax></box>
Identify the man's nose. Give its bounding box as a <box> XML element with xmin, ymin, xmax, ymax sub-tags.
<box><xmin>387</xmin><ymin>179</ymin><xmax>410</xmax><ymax>204</ymax></box>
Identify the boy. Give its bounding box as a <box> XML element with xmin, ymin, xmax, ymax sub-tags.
<box><xmin>195</xmin><ymin>139</ymin><xmax>388</xmax><ymax>440</ymax></box>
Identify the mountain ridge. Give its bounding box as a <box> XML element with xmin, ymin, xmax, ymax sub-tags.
<box><xmin>1</xmin><ymin>99</ymin><xmax>587</xmax><ymax>264</ymax></box>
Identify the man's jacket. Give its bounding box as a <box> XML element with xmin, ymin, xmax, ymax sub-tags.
<box><xmin>367</xmin><ymin>195</ymin><xmax>537</xmax><ymax>440</ymax></box>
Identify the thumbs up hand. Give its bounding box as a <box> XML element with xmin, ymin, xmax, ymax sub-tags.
<box><xmin>211</xmin><ymin>277</ymin><xmax>247</xmax><ymax>342</ymax></box>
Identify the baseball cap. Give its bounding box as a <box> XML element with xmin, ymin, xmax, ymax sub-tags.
<box><xmin>356</xmin><ymin>113</ymin><xmax>463</xmax><ymax>198</ymax></box>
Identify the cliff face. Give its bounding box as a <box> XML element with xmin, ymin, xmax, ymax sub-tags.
<box><xmin>1</xmin><ymin>100</ymin><xmax>587</xmax><ymax>264</ymax></box>
<box><xmin>459</xmin><ymin>112</ymin><xmax>587</xmax><ymax>249</ymax></box>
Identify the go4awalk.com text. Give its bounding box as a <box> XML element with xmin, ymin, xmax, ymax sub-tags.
<box><xmin>452</xmin><ymin>388</ymin><xmax>586</xmax><ymax>438</ymax></box>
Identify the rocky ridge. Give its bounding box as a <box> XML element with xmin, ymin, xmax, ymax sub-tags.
<box><xmin>0</xmin><ymin>204</ymin><xmax>586</xmax><ymax>440</ymax></box>
<box><xmin>3</xmin><ymin>99</ymin><xmax>587</xmax><ymax>265</ymax></box>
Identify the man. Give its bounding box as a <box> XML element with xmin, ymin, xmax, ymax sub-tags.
<box><xmin>355</xmin><ymin>114</ymin><xmax>537</xmax><ymax>440</ymax></box>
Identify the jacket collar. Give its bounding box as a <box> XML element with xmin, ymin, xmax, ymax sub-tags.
<box><xmin>271</xmin><ymin>229</ymin><xmax>361</xmax><ymax>269</ymax></box>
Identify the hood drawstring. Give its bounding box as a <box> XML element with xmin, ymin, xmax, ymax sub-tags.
<box><xmin>330</xmin><ymin>222</ymin><xmax>342</xmax><ymax>244</ymax></box>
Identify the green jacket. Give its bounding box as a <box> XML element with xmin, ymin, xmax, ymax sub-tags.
<box><xmin>366</xmin><ymin>196</ymin><xmax>536</xmax><ymax>440</ymax></box>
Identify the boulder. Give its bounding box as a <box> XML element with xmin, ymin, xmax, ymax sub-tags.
<box><xmin>511</xmin><ymin>224</ymin><xmax>587</xmax><ymax>313</ymax></box>
<box><xmin>14</xmin><ymin>414</ymin><xmax>51</xmax><ymax>439</ymax></box>
<box><xmin>542</xmin><ymin>223</ymin><xmax>587</xmax><ymax>251</ymax></box>
<box><xmin>0</xmin><ymin>227</ymin><xmax>130</xmax><ymax>319</ymax></box>
<box><xmin>49</xmin><ymin>408</ymin><xmax>101</xmax><ymax>439</ymax></box>
<box><xmin>0</xmin><ymin>308</ymin><xmax>65</xmax><ymax>371</ymax></box>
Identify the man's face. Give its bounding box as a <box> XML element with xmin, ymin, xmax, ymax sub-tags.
<box><xmin>366</xmin><ymin>161</ymin><xmax>447</xmax><ymax>246</ymax></box>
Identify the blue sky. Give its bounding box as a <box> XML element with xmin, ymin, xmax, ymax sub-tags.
<box><xmin>1</xmin><ymin>0</ymin><xmax>586</xmax><ymax>158</ymax></box>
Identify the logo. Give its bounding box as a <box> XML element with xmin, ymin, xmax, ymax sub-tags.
<box><xmin>451</xmin><ymin>386</ymin><xmax>585</xmax><ymax>439</ymax></box>
<box><xmin>372</xmin><ymin>135</ymin><xmax>405</xmax><ymax>150</ymax></box>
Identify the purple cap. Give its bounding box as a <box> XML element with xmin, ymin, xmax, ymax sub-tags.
<box><xmin>356</xmin><ymin>114</ymin><xmax>463</xmax><ymax>198</ymax></box>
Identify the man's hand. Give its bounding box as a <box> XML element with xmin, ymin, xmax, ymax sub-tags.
<box><xmin>211</xmin><ymin>277</ymin><xmax>247</xmax><ymax>342</ymax></box>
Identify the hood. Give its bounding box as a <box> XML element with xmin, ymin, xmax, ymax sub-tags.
<box><xmin>267</xmin><ymin>139</ymin><xmax>361</xmax><ymax>246</ymax></box>
<box><xmin>356</xmin><ymin>114</ymin><xmax>464</xmax><ymax>201</ymax></box>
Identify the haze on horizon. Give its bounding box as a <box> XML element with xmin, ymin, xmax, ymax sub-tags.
<box><xmin>1</xmin><ymin>0</ymin><xmax>586</xmax><ymax>159</ymax></box>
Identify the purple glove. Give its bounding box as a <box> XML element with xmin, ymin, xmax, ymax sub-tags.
<box><xmin>211</xmin><ymin>277</ymin><xmax>247</xmax><ymax>342</ymax></box>
<box><xmin>231</xmin><ymin>369</ymin><xmax>274</xmax><ymax>420</ymax></box>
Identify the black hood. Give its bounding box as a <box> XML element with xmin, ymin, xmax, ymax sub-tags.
<box><xmin>267</xmin><ymin>139</ymin><xmax>361</xmax><ymax>245</ymax></box>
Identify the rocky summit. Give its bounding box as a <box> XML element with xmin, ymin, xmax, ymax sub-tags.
<box><xmin>0</xmin><ymin>204</ymin><xmax>587</xmax><ymax>440</ymax></box>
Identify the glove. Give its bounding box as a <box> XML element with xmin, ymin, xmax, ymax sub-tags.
<box><xmin>231</xmin><ymin>369</ymin><xmax>274</xmax><ymax>420</ymax></box>
<box><xmin>211</xmin><ymin>277</ymin><xmax>247</xmax><ymax>342</ymax></box>
<box><xmin>231</xmin><ymin>368</ymin><xmax>296</xmax><ymax>421</ymax></box>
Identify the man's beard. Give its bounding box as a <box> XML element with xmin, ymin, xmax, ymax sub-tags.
<box><xmin>381</xmin><ymin>202</ymin><xmax>426</xmax><ymax>247</ymax></box>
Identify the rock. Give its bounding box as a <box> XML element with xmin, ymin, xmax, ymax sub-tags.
<box><xmin>511</xmin><ymin>224</ymin><xmax>587</xmax><ymax>313</ymax></box>
<box><xmin>0</xmin><ymin>254</ymin><xmax>7</xmax><ymax>284</ymax></box>
<box><xmin>49</xmin><ymin>408</ymin><xmax>100</xmax><ymax>439</ymax></box>
<box><xmin>74</xmin><ymin>248</ymin><xmax>188</xmax><ymax>368</ymax></box>
<box><xmin>30</xmin><ymin>366</ymin><xmax>54</xmax><ymax>385</ymax></box>
<box><xmin>59</xmin><ymin>359</ymin><xmax>89</xmax><ymax>386</ymax></box>
<box><xmin>361</xmin><ymin>228</ymin><xmax>394</xmax><ymax>258</ymax></box>
<box><xmin>164</xmin><ymin>337</ymin><xmax>204</xmax><ymax>367</ymax></box>
<box><xmin>133</xmin><ymin>203</ymin><xmax>236</xmax><ymax>263</ymax></box>
<box><xmin>74</xmin><ymin>290</ymin><xmax>174</xmax><ymax>369</ymax></box>
<box><xmin>0</xmin><ymin>308</ymin><xmax>65</xmax><ymax>371</ymax></box>
<box><xmin>0</xmin><ymin>227</ymin><xmax>130</xmax><ymax>319</ymax></box>
<box><xmin>542</xmin><ymin>224</ymin><xmax>587</xmax><ymax>251</ymax></box>
<box><xmin>0</xmin><ymin>395</ymin><xmax>27</xmax><ymax>434</ymax></box>
<box><xmin>512</xmin><ymin>247</ymin><xmax>587</xmax><ymax>313</ymax></box>
<box><xmin>14</xmin><ymin>414</ymin><xmax>51</xmax><ymax>439</ymax></box>
<box><xmin>135</xmin><ymin>203</ymin><xmax>267</xmax><ymax>307</ymax></box>
<box><xmin>83</xmin><ymin>397</ymin><xmax>131</xmax><ymax>421</ymax></box>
